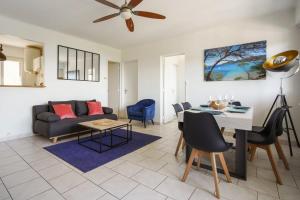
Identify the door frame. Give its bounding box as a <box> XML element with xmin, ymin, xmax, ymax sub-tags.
<box><xmin>161</xmin><ymin>53</ymin><xmax>186</xmax><ymax>124</ymax></box>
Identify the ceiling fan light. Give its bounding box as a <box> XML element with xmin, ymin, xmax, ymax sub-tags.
<box><xmin>121</xmin><ymin>8</ymin><xmax>132</xmax><ymax>20</ymax></box>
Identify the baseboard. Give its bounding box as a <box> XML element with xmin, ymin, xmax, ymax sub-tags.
<box><xmin>0</xmin><ymin>132</ymin><xmax>34</xmax><ymax>142</ymax></box>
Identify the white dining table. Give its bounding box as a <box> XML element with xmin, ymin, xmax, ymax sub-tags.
<box><xmin>178</xmin><ymin>107</ymin><xmax>254</xmax><ymax>180</ymax></box>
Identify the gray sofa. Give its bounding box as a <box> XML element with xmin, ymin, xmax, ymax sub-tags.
<box><xmin>32</xmin><ymin>100</ymin><xmax>117</xmax><ymax>142</ymax></box>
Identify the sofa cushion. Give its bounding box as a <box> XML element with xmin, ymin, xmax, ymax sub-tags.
<box><xmin>103</xmin><ymin>107</ymin><xmax>113</xmax><ymax>114</ymax></box>
<box><xmin>75</xmin><ymin>100</ymin><xmax>96</xmax><ymax>116</ymax></box>
<box><xmin>53</xmin><ymin>104</ymin><xmax>77</xmax><ymax>119</ymax></box>
<box><xmin>87</xmin><ymin>101</ymin><xmax>104</xmax><ymax>115</ymax></box>
<box><xmin>37</xmin><ymin>112</ymin><xmax>60</xmax><ymax>122</ymax></box>
<box><xmin>48</xmin><ymin>100</ymin><xmax>76</xmax><ymax>113</ymax></box>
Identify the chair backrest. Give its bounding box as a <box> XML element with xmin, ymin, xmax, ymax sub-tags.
<box><xmin>183</xmin><ymin>112</ymin><xmax>229</xmax><ymax>152</ymax></box>
<box><xmin>172</xmin><ymin>103</ymin><xmax>183</xmax><ymax>116</ymax></box>
<box><xmin>138</xmin><ymin>99</ymin><xmax>155</xmax><ymax>107</ymax></box>
<box><xmin>275</xmin><ymin>107</ymin><xmax>287</xmax><ymax>137</ymax></box>
<box><xmin>262</xmin><ymin>108</ymin><xmax>282</xmax><ymax>144</ymax></box>
<box><xmin>182</xmin><ymin>102</ymin><xmax>192</xmax><ymax>110</ymax></box>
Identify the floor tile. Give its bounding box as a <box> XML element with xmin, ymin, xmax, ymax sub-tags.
<box><xmin>39</xmin><ymin>163</ymin><xmax>72</xmax><ymax>180</ymax></box>
<box><xmin>257</xmin><ymin>167</ymin><xmax>297</xmax><ymax>187</ymax></box>
<box><xmin>189</xmin><ymin>188</ymin><xmax>227</xmax><ymax>200</ymax></box>
<box><xmin>84</xmin><ymin>167</ymin><xmax>117</xmax><ymax>185</ymax></box>
<box><xmin>2</xmin><ymin>168</ymin><xmax>39</xmax><ymax>188</ymax></box>
<box><xmin>0</xmin><ymin>149</ymin><xmax>17</xmax><ymax>160</ymax></box>
<box><xmin>29</xmin><ymin>156</ymin><xmax>59</xmax><ymax>171</ymax></box>
<box><xmin>219</xmin><ymin>181</ymin><xmax>257</xmax><ymax>200</ymax></box>
<box><xmin>123</xmin><ymin>185</ymin><xmax>166</xmax><ymax>200</ymax></box>
<box><xmin>22</xmin><ymin>150</ymin><xmax>50</xmax><ymax>163</ymax></box>
<box><xmin>0</xmin><ymin>184</ymin><xmax>10</xmax><ymax>200</ymax></box>
<box><xmin>63</xmin><ymin>181</ymin><xmax>106</xmax><ymax>200</ymax></box>
<box><xmin>29</xmin><ymin>189</ymin><xmax>64</xmax><ymax>200</ymax></box>
<box><xmin>141</xmin><ymin>149</ymin><xmax>167</xmax><ymax>160</ymax></box>
<box><xmin>155</xmin><ymin>177</ymin><xmax>195</xmax><ymax>200</ymax></box>
<box><xmin>158</xmin><ymin>163</ymin><xmax>185</xmax><ymax>180</ymax></box>
<box><xmin>0</xmin><ymin>161</ymin><xmax>29</xmax><ymax>177</ymax></box>
<box><xmin>104</xmin><ymin>158</ymin><xmax>125</xmax><ymax>169</ymax></box>
<box><xmin>100</xmin><ymin>174</ymin><xmax>138</xmax><ymax>199</ymax></box>
<box><xmin>132</xmin><ymin>168</ymin><xmax>166</xmax><ymax>189</ymax></box>
<box><xmin>49</xmin><ymin>171</ymin><xmax>86</xmax><ymax>194</ymax></box>
<box><xmin>8</xmin><ymin>178</ymin><xmax>51</xmax><ymax>200</ymax></box>
<box><xmin>97</xmin><ymin>193</ymin><xmax>118</xmax><ymax>200</ymax></box>
<box><xmin>258</xmin><ymin>193</ymin><xmax>276</xmax><ymax>200</ymax></box>
<box><xmin>0</xmin><ymin>143</ymin><xmax>10</xmax><ymax>152</ymax></box>
<box><xmin>238</xmin><ymin>176</ymin><xmax>278</xmax><ymax>198</ymax></box>
<box><xmin>112</xmin><ymin>161</ymin><xmax>142</xmax><ymax>177</ymax></box>
<box><xmin>136</xmin><ymin>158</ymin><xmax>167</xmax><ymax>171</ymax></box>
<box><xmin>278</xmin><ymin>184</ymin><xmax>300</xmax><ymax>200</ymax></box>
<box><xmin>0</xmin><ymin>156</ymin><xmax>22</xmax><ymax>167</ymax></box>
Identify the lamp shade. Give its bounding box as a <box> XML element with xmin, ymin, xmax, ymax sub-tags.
<box><xmin>0</xmin><ymin>44</ymin><xmax>6</xmax><ymax>61</ymax></box>
<box><xmin>263</xmin><ymin>50</ymin><xmax>299</xmax><ymax>72</ymax></box>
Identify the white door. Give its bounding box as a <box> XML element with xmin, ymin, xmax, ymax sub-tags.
<box><xmin>108</xmin><ymin>62</ymin><xmax>120</xmax><ymax>116</ymax></box>
<box><xmin>163</xmin><ymin>62</ymin><xmax>178</xmax><ymax>123</ymax></box>
<box><xmin>123</xmin><ymin>60</ymin><xmax>138</xmax><ymax>117</ymax></box>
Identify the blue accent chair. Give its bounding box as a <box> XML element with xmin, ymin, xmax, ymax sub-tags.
<box><xmin>127</xmin><ymin>99</ymin><xmax>155</xmax><ymax>128</ymax></box>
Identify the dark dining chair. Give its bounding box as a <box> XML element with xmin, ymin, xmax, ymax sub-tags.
<box><xmin>247</xmin><ymin>107</ymin><xmax>288</xmax><ymax>185</ymax></box>
<box><xmin>172</xmin><ymin>103</ymin><xmax>183</xmax><ymax>116</ymax></box>
<box><xmin>181</xmin><ymin>102</ymin><xmax>192</xmax><ymax>110</ymax></box>
<box><xmin>181</xmin><ymin>112</ymin><xmax>232</xmax><ymax>199</ymax></box>
<box><xmin>172</xmin><ymin>103</ymin><xmax>185</xmax><ymax>156</ymax></box>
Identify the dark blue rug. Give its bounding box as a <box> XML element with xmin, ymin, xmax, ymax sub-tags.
<box><xmin>44</xmin><ymin>129</ymin><xmax>161</xmax><ymax>173</ymax></box>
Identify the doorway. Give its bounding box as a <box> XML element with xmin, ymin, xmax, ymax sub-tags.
<box><xmin>108</xmin><ymin>61</ymin><xmax>121</xmax><ymax>116</ymax></box>
<box><xmin>121</xmin><ymin>60</ymin><xmax>138</xmax><ymax>118</ymax></box>
<box><xmin>162</xmin><ymin>54</ymin><xmax>186</xmax><ymax>123</ymax></box>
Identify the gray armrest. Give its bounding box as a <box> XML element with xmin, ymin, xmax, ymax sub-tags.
<box><xmin>37</xmin><ymin>112</ymin><xmax>60</xmax><ymax>122</ymax></box>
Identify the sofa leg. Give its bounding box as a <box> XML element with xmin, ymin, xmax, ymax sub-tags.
<box><xmin>52</xmin><ymin>137</ymin><xmax>58</xmax><ymax>143</ymax></box>
<box><xmin>151</xmin><ymin>120</ymin><xmax>154</xmax><ymax>125</ymax></box>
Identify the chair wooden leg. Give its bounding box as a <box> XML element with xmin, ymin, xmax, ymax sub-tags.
<box><xmin>197</xmin><ymin>152</ymin><xmax>201</xmax><ymax>169</ymax></box>
<box><xmin>220</xmin><ymin>127</ymin><xmax>225</xmax><ymax>134</ymax></box>
<box><xmin>175</xmin><ymin>132</ymin><xmax>183</xmax><ymax>157</ymax></box>
<box><xmin>266</xmin><ymin>145</ymin><xmax>283</xmax><ymax>185</ymax></box>
<box><xmin>182</xmin><ymin>149</ymin><xmax>197</xmax><ymax>182</ymax></box>
<box><xmin>182</xmin><ymin>139</ymin><xmax>186</xmax><ymax>150</ymax></box>
<box><xmin>218</xmin><ymin>153</ymin><xmax>232</xmax><ymax>183</ymax></box>
<box><xmin>249</xmin><ymin>144</ymin><xmax>257</xmax><ymax>161</ymax></box>
<box><xmin>210</xmin><ymin>153</ymin><xmax>220</xmax><ymax>199</ymax></box>
<box><xmin>275</xmin><ymin>139</ymin><xmax>289</xmax><ymax>170</ymax></box>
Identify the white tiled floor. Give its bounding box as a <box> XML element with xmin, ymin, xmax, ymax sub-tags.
<box><xmin>0</xmin><ymin>120</ymin><xmax>300</xmax><ymax>200</ymax></box>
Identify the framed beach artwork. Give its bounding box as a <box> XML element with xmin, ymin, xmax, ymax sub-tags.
<box><xmin>204</xmin><ymin>41</ymin><xmax>267</xmax><ymax>81</ymax></box>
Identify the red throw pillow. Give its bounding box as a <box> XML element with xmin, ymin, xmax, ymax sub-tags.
<box><xmin>52</xmin><ymin>104</ymin><xmax>77</xmax><ymax>119</ymax></box>
<box><xmin>87</xmin><ymin>101</ymin><xmax>104</xmax><ymax>115</ymax></box>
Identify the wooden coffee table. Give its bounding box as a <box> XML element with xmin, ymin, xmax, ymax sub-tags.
<box><xmin>78</xmin><ymin>119</ymin><xmax>132</xmax><ymax>153</ymax></box>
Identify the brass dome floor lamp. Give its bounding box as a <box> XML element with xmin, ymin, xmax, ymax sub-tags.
<box><xmin>263</xmin><ymin>50</ymin><xmax>300</xmax><ymax>156</ymax></box>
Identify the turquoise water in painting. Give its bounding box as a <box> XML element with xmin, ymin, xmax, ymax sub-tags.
<box><xmin>204</xmin><ymin>60</ymin><xmax>265</xmax><ymax>81</ymax></box>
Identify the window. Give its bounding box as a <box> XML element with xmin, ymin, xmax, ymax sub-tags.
<box><xmin>0</xmin><ymin>59</ymin><xmax>22</xmax><ymax>85</ymax></box>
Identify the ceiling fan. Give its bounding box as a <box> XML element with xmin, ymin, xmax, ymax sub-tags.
<box><xmin>93</xmin><ymin>0</ymin><xmax>166</xmax><ymax>32</ymax></box>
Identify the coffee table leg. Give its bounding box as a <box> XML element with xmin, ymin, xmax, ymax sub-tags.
<box><xmin>110</xmin><ymin>129</ymin><xmax>113</xmax><ymax>146</ymax></box>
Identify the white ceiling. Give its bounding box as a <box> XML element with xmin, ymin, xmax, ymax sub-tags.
<box><xmin>0</xmin><ymin>0</ymin><xmax>296</xmax><ymax>49</ymax></box>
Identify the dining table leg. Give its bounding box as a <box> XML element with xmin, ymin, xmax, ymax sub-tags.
<box><xmin>235</xmin><ymin>129</ymin><xmax>247</xmax><ymax>180</ymax></box>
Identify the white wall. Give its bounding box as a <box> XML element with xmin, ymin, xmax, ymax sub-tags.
<box><xmin>122</xmin><ymin>9</ymin><xmax>300</xmax><ymax>133</ymax></box>
<box><xmin>0</xmin><ymin>15</ymin><xmax>121</xmax><ymax>141</ymax></box>
<box><xmin>296</xmin><ymin>0</ymin><xmax>300</xmax><ymax>26</ymax></box>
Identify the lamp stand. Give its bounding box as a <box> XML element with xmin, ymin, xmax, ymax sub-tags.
<box><xmin>263</xmin><ymin>94</ymin><xmax>300</xmax><ymax>156</ymax></box>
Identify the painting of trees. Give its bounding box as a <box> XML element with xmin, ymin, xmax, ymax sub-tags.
<box><xmin>204</xmin><ymin>41</ymin><xmax>266</xmax><ymax>81</ymax></box>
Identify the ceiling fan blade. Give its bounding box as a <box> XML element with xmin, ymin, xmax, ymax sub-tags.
<box><xmin>127</xmin><ymin>0</ymin><xmax>143</xmax><ymax>9</ymax></box>
<box><xmin>125</xmin><ymin>18</ymin><xmax>134</xmax><ymax>32</ymax></box>
<box><xmin>95</xmin><ymin>0</ymin><xmax>120</xmax><ymax>10</ymax></box>
<box><xmin>93</xmin><ymin>13</ymin><xmax>120</xmax><ymax>23</ymax></box>
<box><xmin>133</xmin><ymin>11</ymin><xmax>166</xmax><ymax>19</ymax></box>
